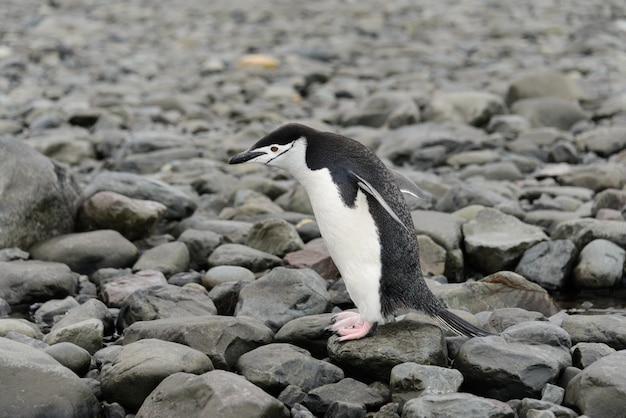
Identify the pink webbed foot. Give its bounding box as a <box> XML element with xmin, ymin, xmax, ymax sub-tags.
<box><xmin>328</xmin><ymin>311</ymin><xmax>377</xmax><ymax>341</ymax></box>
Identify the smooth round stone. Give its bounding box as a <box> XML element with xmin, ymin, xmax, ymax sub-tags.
<box><xmin>202</xmin><ymin>265</ymin><xmax>256</xmax><ymax>289</ymax></box>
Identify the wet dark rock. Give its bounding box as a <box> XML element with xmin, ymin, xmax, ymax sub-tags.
<box><xmin>303</xmin><ymin>377</ymin><xmax>387</xmax><ymax>416</ymax></box>
<box><xmin>327</xmin><ymin>320</ymin><xmax>447</xmax><ymax>382</ymax></box>
<box><xmin>237</xmin><ymin>343</ymin><xmax>344</xmax><ymax>395</ymax></box>
<box><xmin>454</xmin><ymin>336</ymin><xmax>571</xmax><ymax>401</ymax></box>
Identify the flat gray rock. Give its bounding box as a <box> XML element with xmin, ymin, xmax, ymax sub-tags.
<box><xmin>560</xmin><ymin>314</ymin><xmax>626</xmax><ymax>350</ymax></box>
<box><xmin>208</xmin><ymin>243</ymin><xmax>283</xmax><ymax>272</ymax></box>
<box><xmin>430</xmin><ymin>271</ymin><xmax>560</xmax><ymax>316</ymax></box>
<box><xmin>30</xmin><ymin>230</ymin><xmax>138</xmax><ymax>275</ymax></box>
<box><xmin>402</xmin><ymin>392</ymin><xmax>514</xmax><ymax>418</ymax></box>
<box><xmin>237</xmin><ymin>343</ymin><xmax>344</xmax><ymax>395</ymax></box>
<box><xmin>453</xmin><ymin>336</ymin><xmax>571</xmax><ymax>401</ymax></box>
<box><xmin>0</xmin><ymin>337</ymin><xmax>100</xmax><ymax>418</ymax></box>
<box><xmin>101</xmin><ymin>338</ymin><xmax>213</xmax><ymax>411</ymax></box>
<box><xmin>122</xmin><ymin>315</ymin><xmax>273</xmax><ymax>370</ymax></box>
<box><xmin>0</xmin><ymin>260</ymin><xmax>78</xmax><ymax>305</ymax></box>
<box><xmin>235</xmin><ymin>267</ymin><xmax>331</xmax><ymax>331</ymax></box>
<box><xmin>390</xmin><ymin>363</ymin><xmax>463</xmax><ymax>406</ymax></box>
<box><xmin>116</xmin><ymin>284</ymin><xmax>217</xmax><ymax>330</ymax></box>
<box><xmin>327</xmin><ymin>320</ymin><xmax>447</xmax><ymax>382</ymax></box>
<box><xmin>82</xmin><ymin>171</ymin><xmax>197</xmax><ymax>220</ymax></box>
<box><xmin>303</xmin><ymin>377</ymin><xmax>387</xmax><ymax>416</ymax></box>
<box><xmin>137</xmin><ymin>370</ymin><xmax>289</xmax><ymax>418</ymax></box>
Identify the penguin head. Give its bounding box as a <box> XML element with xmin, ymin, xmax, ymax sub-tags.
<box><xmin>229</xmin><ymin>123</ymin><xmax>310</xmax><ymax>173</ymax></box>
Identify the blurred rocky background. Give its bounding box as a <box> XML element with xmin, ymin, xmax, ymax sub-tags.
<box><xmin>1</xmin><ymin>0</ymin><xmax>626</xmax><ymax>417</ymax></box>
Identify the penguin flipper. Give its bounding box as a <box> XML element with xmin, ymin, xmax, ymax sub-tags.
<box><xmin>350</xmin><ymin>170</ymin><xmax>411</xmax><ymax>232</ymax></box>
<box><xmin>389</xmin><ymin>169</ymin><xmax>430</xmax><ymax>200</ymax></box>
<box><xmin>434</xmin><ymin>309</ymin><xmax>494</xmax><ymax>337</ymax></box>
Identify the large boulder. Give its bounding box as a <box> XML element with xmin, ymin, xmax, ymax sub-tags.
<box><xmin>0</xmin><ymin>337</ymin><xmax>100</xmax><ymax>417</ymax></box>
<box><xmin>101</xmin><ymin>338</ymin><xmax>213</xmax><ymax>411</ymax></box>
<box><xmin>565</xmin><ymin>350</ymin><xmax>626</xmax><ymax>418</ymax></box>
<box><xmin>0</xmin><ymin>138</ymin><xmax>81</xmax><ymax>250</ymax></box>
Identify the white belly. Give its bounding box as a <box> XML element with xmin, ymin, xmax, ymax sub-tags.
<box><xmin>298</xmin><ymin>168</ymin><xmax>383</xmax><ymax>322</ymax></box>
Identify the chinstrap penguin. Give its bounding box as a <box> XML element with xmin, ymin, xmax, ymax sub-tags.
<box><xmin>229</xmin><ymin>123</ymin><xmax>491</xmax><ymax>341</ymax></box>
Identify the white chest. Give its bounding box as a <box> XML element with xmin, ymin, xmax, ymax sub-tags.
<box><xmin>296</xmin><ymin>168</ymin><xmax>383</xmax><ymax>322</ymax></box>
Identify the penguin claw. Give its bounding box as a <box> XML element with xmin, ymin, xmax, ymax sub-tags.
<box><xmin>327</xmin><ymin>312</ymin><xmax>377</xmax><ymax>341</ymax></box>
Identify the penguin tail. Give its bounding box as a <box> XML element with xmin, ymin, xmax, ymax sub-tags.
<box><xmin>434</xmin><ymin>309</ymin><xmax>494</xmax><ymax>337</ymax></box>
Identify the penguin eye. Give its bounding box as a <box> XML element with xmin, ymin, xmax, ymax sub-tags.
<box><xmin>270</xmin><ymin>146</ymin><xmax>279</xmax><ymax>152</ymax></box>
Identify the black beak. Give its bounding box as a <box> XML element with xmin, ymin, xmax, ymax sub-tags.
<box><xmin>229</xmin><ymin>150</ymin><xmax>265</xmax><ymax>164</ymax></box>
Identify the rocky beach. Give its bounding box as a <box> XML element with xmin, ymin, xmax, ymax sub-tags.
<box><xmin>1</xmin><ymin>0</ymin><xmax>626</xmax><ymax>416</ymax></box>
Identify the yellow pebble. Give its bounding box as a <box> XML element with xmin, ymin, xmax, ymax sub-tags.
<box><xmin>236</xmin><ymin>54</ymin><xmax>280</xmax><ymax>69</ymax></box>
